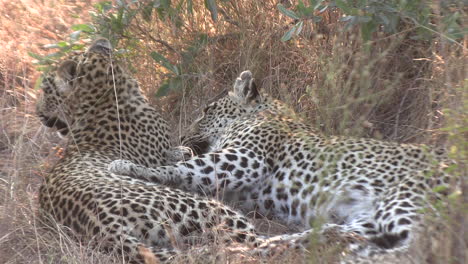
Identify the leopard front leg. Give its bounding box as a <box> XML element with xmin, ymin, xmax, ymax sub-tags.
<box><xmin>109</xmin><ymin>147</ymin><xmax>267</xmax><ymax>195</ymax></box>
<box><xmin>108</xmin><ymin>159</ymin><xmax>169</xmax><ymax>183</ymax></box>
<box><xmin>165</xmin><ymin>145</ymin><xmax>194</xmax><ymax>164</ymax></box>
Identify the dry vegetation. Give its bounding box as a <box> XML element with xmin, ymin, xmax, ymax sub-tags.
<box><xmin>0</xmin><ymin>0</ymin><xmax>466</xmax><ymax>263</ymax></box>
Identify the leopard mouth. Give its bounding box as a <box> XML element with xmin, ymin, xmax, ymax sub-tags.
<box><xmin>181</xmin><ymin>136</ymin><xmax>210</xmax><ymax>156</ymax></box>
<box><xmin>41</xmin><ymin>116</ymin><xmax>69</xmax><ymax>136</ymax></box>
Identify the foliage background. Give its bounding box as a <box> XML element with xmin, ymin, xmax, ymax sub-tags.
<box><xmin>0</xmin><ymin>0</ymin><xmax>466</xmax><ymax>263</ymax></box>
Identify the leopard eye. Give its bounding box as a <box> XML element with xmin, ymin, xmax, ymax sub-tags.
<box><xmin>203</xmin><ymin>102</ymin><xmax>216</xmax><ymax>114</ymax></box>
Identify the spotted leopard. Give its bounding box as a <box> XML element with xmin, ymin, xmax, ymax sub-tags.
<box><xmin>109</xmin><ymin>70</ymin><xmax>456</xmax><ymax>256</ymax></box>
<box><xmin>36</xmin><ymin>42</ymin><xmax>316</xmax><ymax>263</ymax></box>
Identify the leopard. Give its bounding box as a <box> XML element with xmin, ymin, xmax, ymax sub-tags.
<box><xmin>36</xmin><ymin>41</ymin><xmax>317</xmax><ymax>263</ymax></box>
<box><xmin>109</xmin><ymin>70</ymin><xmax>456</xmax><ymax>257</ymax></box>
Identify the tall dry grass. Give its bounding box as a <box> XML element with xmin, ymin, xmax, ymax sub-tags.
<box><xmin>0</xmin><ymin>0</ymin><xmax>466</xmax><ymax>263</ymax></box>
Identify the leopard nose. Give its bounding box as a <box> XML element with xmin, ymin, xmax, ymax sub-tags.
<box><xmin>42</xmin><ymin>116</ymin><xmax>67</xmax><ymax>130</ymax></box>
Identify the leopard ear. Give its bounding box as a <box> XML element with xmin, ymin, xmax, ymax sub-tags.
<box><xmin>87</xmin><ymin>38</ymin><xmax>112</xmax><ymax>55</ymax></box>
<box><xmin>233</xmin><ymin>70</ymin><xmax>260</xmax><ymax>104</ymax></box>
<box><xmin>56</xmin><ymin>60</ymin><xmax>77</xmax><ymax>94</ymax></box>
<box><xmin>245</xmin><ymin>80</ymin><xmax>260</xmax><ymax>102</ymax></box>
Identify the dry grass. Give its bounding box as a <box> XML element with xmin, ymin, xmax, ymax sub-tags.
<box><xmin>0</xmin><ymin>0</ymin><xmax>466</xmax><ymax>263</ymax></box>
<box><xmin>0</xmin><ymin>1</ymin><xmax>115</xmax><ymax>263</ymax></box>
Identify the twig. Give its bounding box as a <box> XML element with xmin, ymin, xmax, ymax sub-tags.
<box><xmin>219</xmin><ymin>7</ymin><xmax>240</xmax><ymax>27</ymax></box>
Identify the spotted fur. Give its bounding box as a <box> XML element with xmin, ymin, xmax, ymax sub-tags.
<box><xmin>109</xmin><ymin>70</ymin><xmax>456</xmax><ymax>257</ymax></box>
<box><xmin>36</xmin><ymin>43</ymin><xmax>314</xmax><ymax>263</ymax></box>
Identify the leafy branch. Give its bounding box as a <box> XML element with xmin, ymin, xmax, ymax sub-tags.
<box><xmin>277</xmin><ymin>0</ymin><xmax>465</xmax><ymax>42</ymax></box>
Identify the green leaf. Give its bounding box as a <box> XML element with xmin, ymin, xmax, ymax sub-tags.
<box><xmin>156</xmin><ymin>82</ymin><xmax>171</xmax><ymax>97</ymax></box>
<box><xmin>281</xmin><ymin>26</ymin><xmax>296</xmax><ymax>42</ymax></box>
<box><xmin>340</xmin><ymin>15</ymin><xmax>354</xmax><ymax>22</ymax></box>
<box><xmin>156</xmin><ymin>77</ymin><xmax>182</xmax><ymax>97</ymax></box>
<box><xmin>335</xmin><ymin>0</ymin><xmax>351</xmax><ymax>14</ymax></box>
<box><xmin>161</xmin><ymin>0</ymin><xmax>171</xmax><ymax>9</ymax></box>
<box><xmin>357</xmin><ymin>15</ymin><xmax>372</xmax><ymax>23</ymax></box>
<box><xmin>181</xmin><ymin>33</ymin><xmax>209</xmax><ymax>65</ymax></box>
<box><xmin>43</xmin><ymin>43</ymin><xmax>60</xmax><ymax>49</ymax></box>
<box><xmin>71</xmin><ymin>24</ymin><xmax>95</xmax><ymax>33</ymax></box>
<box><xmin>378</xmin><ymin>13</ymin><xmax>389</xmax><ymax>26</ymax></box>
<box><xmin>312</xmin><ymin>0</ymin><xmax>325</xmax><ymax>10</ymax></box>
<box><xmin>444</xmin><ymin>164</ymin><xmax>459</xmax><ymax>174</ymax></box>
<box><xmin>277</xmin><ymin>4</ymin><xmax>300</xmax><ymax>20</ymax></box>
<box><xmin>433</xmin><ymin>185</ymin><xmax>449</xmax><ymax>194</ymax></box>
<box><xmin>115</xmin><ymin>48</ymin><xmax>129</xmax><ymax>54</ymax></box>
<box><xmin>44</xmin><ymin>52</ymin><xmax>63</xmax><ymax>59</ymax></box>
<box><xmin>443</xmin><ymin>12</ymin><xmax>465</xmax><ymax>40</ymax></box>
<box><xmin>28</xmin><ymin>51</ymin><xmax>58</xmax><ymax>65</ymax></box>
<box><xmin>385</xmin><ymin>14</ymin><xmax>399</xmax><ymax>32</ymax></box>
<box><xmin>34</xmin><ymin>75</ymin><xmax>44</xmax><ymax>90</ymax></box>
<box><xmin>296</xmin><ymin>0</ymin><xmax>315</xmax><ymax>18</ymax></box>
<box><xmin>318</xmin><ymin>5</ymin><xmax>328</xmax><ymax>13</ymax></box>
<box><xmin>36</xmin><ymin>66</ymin><xmax>50</xmax><ymax>73</ymax></box>
<box><xmin>150</xmin><ymin>51</ymin><xmax>180</xmax><ymax>75</ymax></box>
<box><xmin>142</xmin><ymin>2</ymin><xmax>154</xmax><ymax>22</ymax></box>
<box><xmin>94</xmin><ymin>1</ymin><xmax>112</xmax><ymax>13</ymax></box>
<box><xmin>187</xmin><ymin>0</ymin><xmax>193</xmax><ymax>14</ymax></box>
<box><xmin>57</xmin><ymin>41</ymin><xmax>69</xmax><ymax>47</ymax></box>
<box><xmin>361</xmin><ymin>21</ymin><xmax>376</xmax><ymax>42</ymax></box>
<box><xmin>71</xmin><ymin>44</ymin><xmax>85</xmax><ymax>50</ymax></box>
<box><xmin>297</xmin><ymin>0</ymin><xmax>307</xmax><ymax>13</ymax></box>
<box><xmin>204</xmin><ymin>0</ymin><xmax>218</xmax><ymax>22</ymax></box>
<box><xmin>69</xmin><ymin>30</ymin><xmax>82</xmax><ymax>42</ymax></box>
<box><xmin>356</xmin><ymin>0</ymin><xmax>366</xmax><ymax>8</ymax></box>
<box><xmin>295</xmin><ymin>21</ymin><xmax>304</xmax><ymax>36</ymax></box>
<box><xmin>312</xmin><ymin>16</ymin><xmax>322</xmax><ymax>22</ymax></box>
<box><xmin>27</xmin><ymin>52</ymin><xmax>44</xmax><ymax>60</ymax></box>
